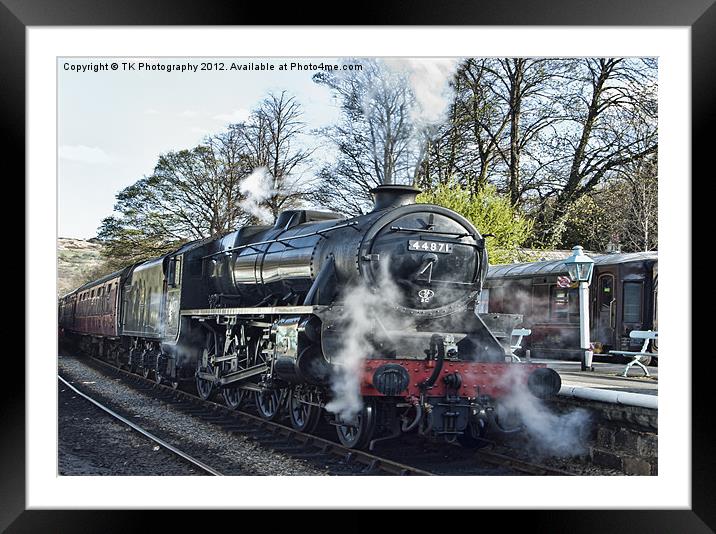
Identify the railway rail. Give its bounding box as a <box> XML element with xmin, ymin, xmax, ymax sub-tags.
<box><xmin>60</xmin><ymin>353</ymin><xmax>433</xmax><ymax>476</ymax></box>
<box><xmin>59</xmin><ymin>375</ymin><xmax>223</xmax><ymax>476</ymax></box>
<box><xmin>60</xmin><ymin>351</ymin><xmax>577</xmax><ymax>476</ymax></box>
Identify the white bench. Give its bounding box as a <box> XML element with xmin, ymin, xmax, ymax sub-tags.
<box><xmin>508</xmin><ymin>328</ymin><xmax>531</xmax><ymax>362</ymax></box>
<box><xmin>609</xmin><ymin>330</ymin><xmax>658</xmax><ymax>377</ymax></box>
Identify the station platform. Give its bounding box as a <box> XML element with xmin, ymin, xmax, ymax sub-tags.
<box><xmin>532</xmin><ymin>358</ymin><xmax>658</xmax><ymax>397</ymax></box>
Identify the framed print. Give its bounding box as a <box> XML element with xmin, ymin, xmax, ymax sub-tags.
<box><xmin>5</xmin><ymin>0</ymin><xmax>711</xmax><ymax>530</ymax></box>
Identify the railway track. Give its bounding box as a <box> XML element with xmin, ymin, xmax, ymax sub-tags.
<box><xmin>61</xmin><ymin>352</ymin><xmax>575</xmax><ymax>476</ymax></box>
<box><xmin>59</xmin><ymin>375</ymin><xmax>223</xmax><ymax>476</ymax></box>
<box><xmin>60</xmin><ymin>353</ymin><xmax>433</xmax><ymax>476</ymax></box>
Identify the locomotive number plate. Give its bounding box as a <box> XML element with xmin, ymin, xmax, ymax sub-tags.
<box><xmin>408</xmin><ymin>240</ymin><xmax>453</xmax><ymax>254</ymax></box>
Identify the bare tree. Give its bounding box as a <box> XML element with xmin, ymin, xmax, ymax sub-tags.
<box><xmin>232</xmin><ymin>91</ymin><xmax>314</xmax><ymax>221</ymax></box>
<box><xmin>417</xmin><ymin>58</ymin><xmax>567</xmax><ymax>203</ymax></box>
<box><xmin>458</xmin><ymin>58</ymin><xmax>510</xmax><ymax>192</ymax></box>
<box><xmin>617</xmin><ymin>152</ymin><xmax>658</xmax><ymax>251</ymax></box>
<box><xmin>480</xmin><ymin>58</ymin><xmax>573</xmax><ymax>206</ymax></box>
<box><xmin>312</xmin><ymin>60</ymin><xmax>419</xmax><ymax>215</ymax></box>
<box><xmin>417</xmin><ymin>59</ymin><xmax>507</xmax><ymax>192</ymax></box>
<box><xmin>540</xmin><ymin>58</ymin><xmax>658</xmax><ymax>243</ymax></box>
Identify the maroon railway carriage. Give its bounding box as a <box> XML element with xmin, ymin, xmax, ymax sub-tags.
<box><xmin>482</xmin><ymin>252</ymin><xmax>658</xmax><ymax>362</ymax></box>
<box><xmin>58</xmin><ymin>268</ymin><xmax>131</xmax><ymax>352</ymax></box>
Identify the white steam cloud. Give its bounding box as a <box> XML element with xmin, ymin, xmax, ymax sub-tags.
<box><xmin>240</xmin><ymin>167</ymin><xmax>274</xmax><ymax>224</ymax></box>
<box><xmin>383</xmin><ymin>58</ymin><xmax>460</xmax><ymax>127</ymax></box>
<box><xmin>497</xmin><ymin>365</ymin><xmax>592</xmax><ymax>457</ymax></box>
<box><xmin>325</xmin><ymin>258</ymin><xmax>412</xmax><ymax>421</ymax></box>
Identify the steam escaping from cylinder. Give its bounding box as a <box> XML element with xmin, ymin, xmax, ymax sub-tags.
<box><xmin>325</xmin><ymin>257</ymin><xmax>412</xmax><ymax>421</ymax></box>
<box><xmin>496</xmin><ymin>365</ymin><xmax>592</xmax><ymax>457</ymax></box>
<box><xmin>240</xmin><ymin>167</ymin><xmax>274</xmax><ymax>224</ymax></box>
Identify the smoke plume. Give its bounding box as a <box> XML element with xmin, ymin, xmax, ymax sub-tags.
<box><xmin>496</xmin><ymin>364</ymin><xmax>592</xmax><ymax>456</ymax></box>
<box><xmin>383</xmin><ymin>58</ymin><xmax>460</xmax><ymax>127</ymax></box>
<box><xmin>325</xmin><ymin>257</ymin><xmax>412</xmax><ymax>421</ymax></box>
<box><xmin>240</xmin><ymin>167</ymin><xmax>274</xmax><ymax>224</ymax></box>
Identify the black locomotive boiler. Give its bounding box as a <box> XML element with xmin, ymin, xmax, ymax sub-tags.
<box><xmin>59</xmin><ymin>185</ymin><xmax>560</xmax><ymax>449</ymax></box>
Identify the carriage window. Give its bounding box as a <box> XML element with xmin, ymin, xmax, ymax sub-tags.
<box><xmin>551</xmin><ymin>287</ymin><xmax>569</xmax><ymax>320</ymax></box>
<box><xmin>623</xmin><ymin>282</ymin><xmax>643</xmax><ymax>323</ymax></box>
<box><xmin>489</xmin><ymin>287</ymin><xmax>504</xmax><ymax>313</ymax></box>
<box><xmin>550</xmin><ymin>286</ymin><xmax>579</xmax><ymax>322</ymax></box>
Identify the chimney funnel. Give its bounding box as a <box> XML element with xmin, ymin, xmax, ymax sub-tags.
<box><xmin>370</xmin><ymin>184</ymin><xmax>422</xmax><ymax>212</ymax></box>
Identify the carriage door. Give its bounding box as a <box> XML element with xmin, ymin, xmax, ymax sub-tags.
<box><xmin>595</xmin><ymin>273</ymin><xmax>616</xmax><ymax>350</ymax></box>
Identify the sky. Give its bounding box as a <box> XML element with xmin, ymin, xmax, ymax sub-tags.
<box><xmin>58</xmin><ymin>57</ymin><xmax>345</xmax><ymax>239</ymax></box>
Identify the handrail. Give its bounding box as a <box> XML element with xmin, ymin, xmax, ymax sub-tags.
<box><xmin>202</xmin><ymin>221</ymin><xmax>358</xmax><ymax>259</ymax></box>
<box><xmin>389</xmin><ymin>226</ymin><xmax>473</xmax><ymax>238</ymax></box>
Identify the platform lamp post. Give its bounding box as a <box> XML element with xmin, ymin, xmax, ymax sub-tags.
<box><xmin>564</xmin><ymin>246</ymin><xmax>595</xmax><ymax>371</ymax></box>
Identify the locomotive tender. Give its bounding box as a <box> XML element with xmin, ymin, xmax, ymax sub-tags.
<box><xmin>59</xmin><ymin>185</ymin><xmax>560</xmax><ymax>449</ymax></box>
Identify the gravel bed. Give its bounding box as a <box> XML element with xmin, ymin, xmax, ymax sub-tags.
<box><xmin>59</xmin><ymin>356</ymin><xmax>329</xmax><ymax>476</ymax></box>
<box><xmin>59</xmin><ymin>379</ymin><xmax>203</xmax><ymax>476</ymax></box>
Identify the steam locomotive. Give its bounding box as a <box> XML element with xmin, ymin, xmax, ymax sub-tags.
<box><xmin>58</xmin><ymin>185</ymin><xmax>561</xmax><ymax>449</ymax></box>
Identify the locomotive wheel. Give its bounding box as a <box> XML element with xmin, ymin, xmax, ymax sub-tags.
<box><xmin>255</xmin><ymin>389</ymin><xmax>283</xmax><ymax>421</ymax></box>
<box><xmin>335</xmin><ymin>400</ymin><xmax>377</xmax><ymax>449</ymax></box>
<box><xmin>222</xmin><ymin>387</ymin><xmax>245</xmax><ymax>410</ymax></box>
<box><xmin>196</xmin><ymin>369</ymin><xmax>215</xmax><ymax>400</ymax></box>
<box><xmin>288</xmin><ymin>389</ymin><xmax>321</xmax><ymax>433</ymax></box>
<box><xmin>196</xmin><ymin>339</ymin><xmax>217</xmax><ymax>401</ymax></box>
<box><xmin>195</xmin><ymin>359</ymin><xmax>216</xmax><ymax>400</ymax></box>
<box><xmin>142</xmin><ymin>365</ymin><xmax>154</xmax><ymax>380</ymax></box>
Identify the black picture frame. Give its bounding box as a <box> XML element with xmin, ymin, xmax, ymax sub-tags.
<box><xmin>5</xmin><ymin>0</ymin><xmax>709</xmax><ymax>530</ymax></box>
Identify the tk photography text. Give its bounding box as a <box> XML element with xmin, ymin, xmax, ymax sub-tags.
<box><xmin>62</xmin><ymin>61</ymin><xmax>364</xmax><ymax>74</ymax></box>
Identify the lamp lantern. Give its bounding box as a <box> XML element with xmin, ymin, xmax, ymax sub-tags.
<box><xmin>564</xmin><ymin>245</ymin><xmax>595</xmax><ymax>283</ymax></box>
<box><xmin>564</xmin><ymin>245</ymin><xmax>595</xmax><ymax>371</ymax></box>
